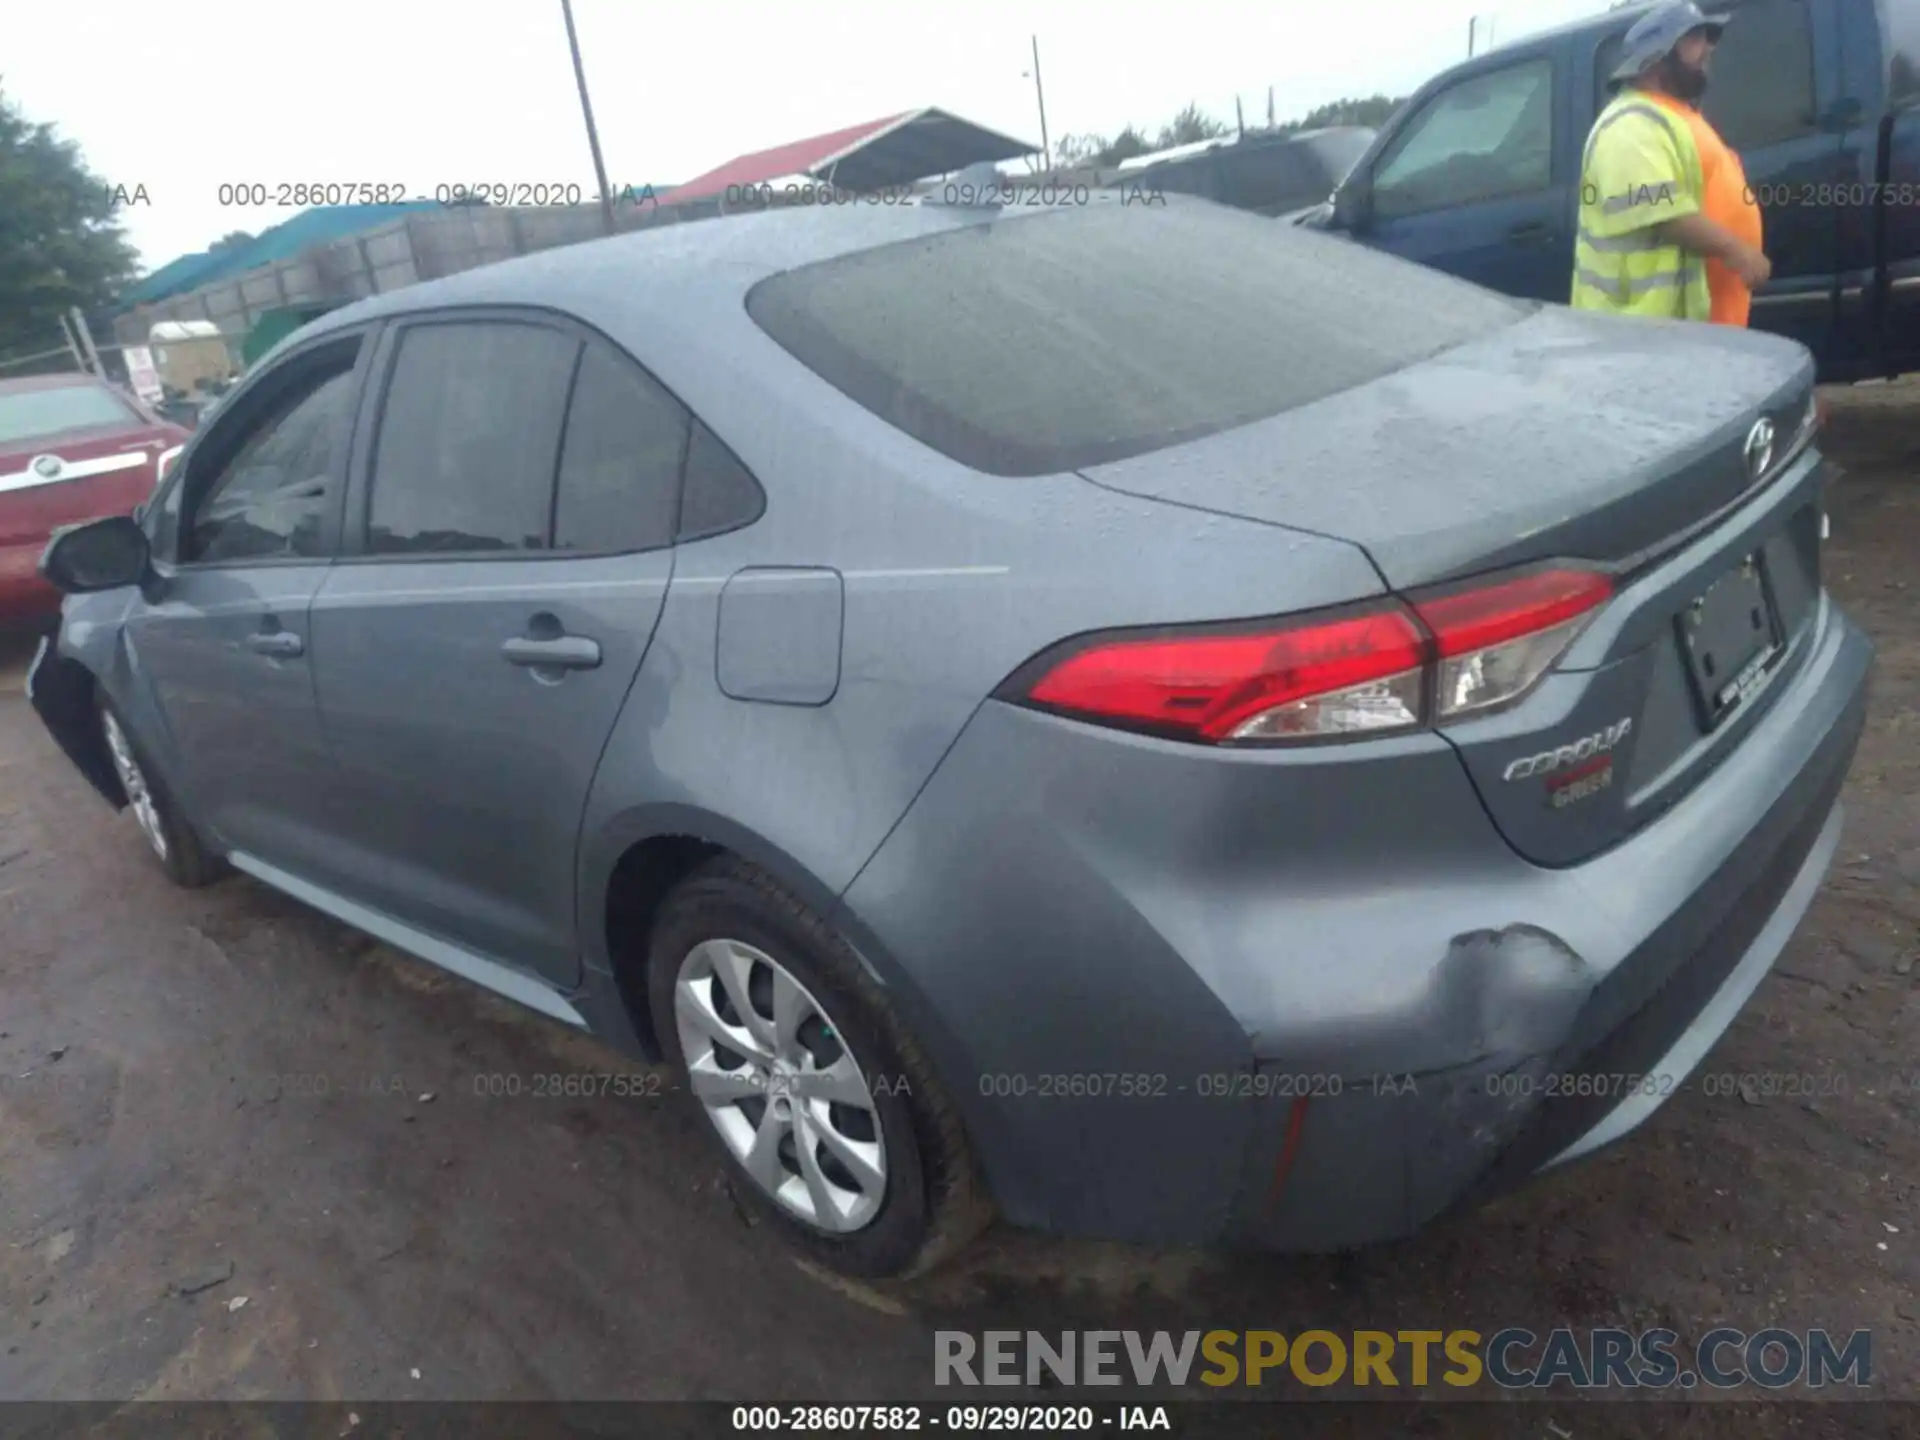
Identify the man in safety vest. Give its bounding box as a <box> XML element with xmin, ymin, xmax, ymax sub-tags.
<box><xmin>1572</xmin><ymin>1</ymin><xmax>1770</xmax><ymax>326</ymax></box>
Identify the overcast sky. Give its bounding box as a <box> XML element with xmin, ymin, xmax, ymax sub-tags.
<box><xmin>9</xmin><ymin>0</ymin><xmax>1607</xmax><ymax>273</ymax></box>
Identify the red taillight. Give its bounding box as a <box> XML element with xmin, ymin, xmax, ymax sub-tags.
<box><xmin>1025</xmin><ymin>607</ymin><xmax>1426</xmax><ymax>742</ymax></box>
<box><xmin>1013</xmin><ymin>567</ymin><xmax>1613</xmax><ymax>745</ymax></box>
<box><xmin>1415</xmin><ymin>569</ymin><xmax>1613</xmax><ymax>655</ymax></box>
<box><xmin>1413</xmin><ymin>569</ymin><xmax>1613</xmax><ymax>721</ymax></box>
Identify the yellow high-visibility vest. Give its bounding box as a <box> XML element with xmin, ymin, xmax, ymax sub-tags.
<box><xmin>1571</xmin><ymin>89</ymin><xmax>1712</xmax><ymax>321</ymax></box>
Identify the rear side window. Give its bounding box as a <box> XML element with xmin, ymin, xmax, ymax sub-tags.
<box><xmin>1595</xmin><ymin>0</ymin><xmax>1818</xmax><ymax>148</ymax></box>
<box><xmin>746</xmin><ymin>203</ymin><xmax>1526</xmax><ymax>476</ymax></box>
<box><xmin>678</xmin><ymin>421</ymin><xmax>766</xmax><ymax>540</ymax></box>
<box><xmin>368</xmin><ymin>321</ymin><xmax>579</xmax><ymax>554</ymax></box>
<box><xmin>1700</xmin><ymin>0</ymin><xmax>1817</xmax><ymax>149</ymax></box>
<box><xmin>0</xmin><ymin>383</ymin><xmax>137</xmax><ymax>445</ymax></box>
<box><xmin>553</xmin><ymin>348</ymin><xmax>687</xmax><ymax>553</ymax></box>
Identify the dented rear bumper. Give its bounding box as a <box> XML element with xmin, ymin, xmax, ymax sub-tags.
<box><xmin>840</xmin><ymin>594</ymin><xmax>1871</xmax><ymax>1251</ymax></box>
<box><xmin>1234</xmin><ymin>599</ymin><xmax>1868</xmax><ymax>1250</ymax></box>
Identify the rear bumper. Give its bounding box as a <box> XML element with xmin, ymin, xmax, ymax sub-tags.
<box><xmin>838</xmin><ymin>595</ymin><xmax>1873</xmax><ymax>1250</ymax></box>
<box><xmin>1240</xmin><ymin>625</ymin><xmax>1861</xmax><ymax>1250</ymax></box>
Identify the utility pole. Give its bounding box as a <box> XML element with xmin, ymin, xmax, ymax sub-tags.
<box><xmin>560</xmin><ymin>0</ymin><xmax>618</xmax><ymax>236</ymax></box>
<box><xmin>1028</xmin><ymin>35</ymin><xmax>1051</xmax><ymax>169</ymax></box>
<box><xmin>1468</xmin><ymin>16</ymin><xmax>1478</xmax><ymax>56</ymax></box>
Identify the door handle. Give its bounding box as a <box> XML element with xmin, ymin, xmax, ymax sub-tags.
<box><xmin>1508</xmin><ymin>221</ymin><xmax>1555</xmax><ymax>247</ymax></box>
<box><xmin>501</xmin><ymin>635</ymin><xmax>602</xmax><ymax>671</ymax></box>
<box><xmin>245</xmin><ymin>631</ymin><xmax>304</xmax><ymax>659</ymax></box>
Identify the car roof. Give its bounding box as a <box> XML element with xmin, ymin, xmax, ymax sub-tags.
<box><xmin>297</xmin><ymin>201</ymin><xmax>1058</xmax><ymax>347</ymax></box>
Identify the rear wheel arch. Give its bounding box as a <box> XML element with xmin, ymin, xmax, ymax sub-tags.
<box><xmin>642</xmin><ymin>852</ymin><xmax>994</xmax><ymax>1274</ymax></box>
<box><xmin>588</xmin><ymin>815</ymin><xmax>980</xmax><ymax>1150</ymax></box>
<box><xmin>601</xmin><ymin>832</ymin><xmax>727</xmax><ymax>1055</ymax></box>
<box><xmin>591</xmin><ymin>808</ymin><xmax>850</xmax><ymax>1054</ymax></box>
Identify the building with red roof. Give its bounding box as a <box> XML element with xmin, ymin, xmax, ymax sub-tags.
<box><xmin>669</xmin><ymin>107</ymin><xmax>1038</xmax><ymax>203</ymax></box>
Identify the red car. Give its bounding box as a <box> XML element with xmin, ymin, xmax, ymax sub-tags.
<box><xmin>0</xmin><ymin>374</ymin><xmax>190</xmax><ymax>629</ymax></box>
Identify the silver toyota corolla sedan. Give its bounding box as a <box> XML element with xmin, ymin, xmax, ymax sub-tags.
<box><xmin>30</xmin><ymin>196</ymin><xmax>1872</xmax><ymax>1278</ymax></box>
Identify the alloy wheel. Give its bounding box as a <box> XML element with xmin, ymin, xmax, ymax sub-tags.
<box><xmin>673</xmin><ymin>937</ymin><xmax>887</xmax><ymax>1233</ymax></box>
<box><xmin>101</xmin><ymin>711</ymin><xmax>169</xmax><ymax>862</ymax></box>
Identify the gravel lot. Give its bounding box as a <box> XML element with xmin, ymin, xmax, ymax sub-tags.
<box><xmin>0</xmin><ymin>385</ymin><xmax>1914</xmax><ymax>1434</ymax></box>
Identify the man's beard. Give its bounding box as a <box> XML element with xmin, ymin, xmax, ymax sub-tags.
<box><xmin>1657</xmin><ymin>53</ymin><xmax>1710</xmax><ymax>102</ymax></box>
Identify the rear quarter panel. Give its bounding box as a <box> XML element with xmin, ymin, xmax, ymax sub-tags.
<box><xmin>568</xmin><ymin>263</ymin><xmax>1387</xmax><ymax>1004</ymax></box>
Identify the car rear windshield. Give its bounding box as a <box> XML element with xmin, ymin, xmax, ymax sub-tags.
<box><xmin>0</xmin><ymin>383</ymin><xmax>138</xmax><ymax>446</ymax></box>
<box><xmin>745</xmin><ymin>202</ymin><xmax>1527</xmax><ymax>476</ymax></box>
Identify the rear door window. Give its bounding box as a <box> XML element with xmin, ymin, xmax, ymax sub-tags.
<box><xmin>746</xmin><ymin>202</ymin><xmax>1526</xmax><ymax>476</ymax></box>
<box><xmin>367</xmin><ymin>321</ymin><xmax>579</xmax><ymax>555</ymax></box>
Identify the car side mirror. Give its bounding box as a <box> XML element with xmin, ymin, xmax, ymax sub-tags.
<box><xmin>1331</xmin><ymin>174</ymin><xmax>1374</xmax><ymax>232</ymax></box>
<box><xmin>40</xmin><ymin>516</ymin><xmax>151</xmax><ymax>595</ymax></box>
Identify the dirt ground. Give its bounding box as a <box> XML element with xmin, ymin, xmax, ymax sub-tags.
<box><xmin>0</xmin><ymin>385</ymin><xmax>1915</xmax><ymax>1433</ymax></box>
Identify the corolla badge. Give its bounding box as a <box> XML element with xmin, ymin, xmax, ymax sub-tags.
<box><xmin>1744</xmin><ymin>417</ymin><xmax>1775</xmax><ymax>482</ymax></box>
<box><xmin>30</xmin><ymin>455</ymin><xmax>63</xmax><ymax>480</ymax></box>
<box><xmin>1502</xmin><ymin>718</ymin><xmax>1634</xmax><ymax>783</ymax></box>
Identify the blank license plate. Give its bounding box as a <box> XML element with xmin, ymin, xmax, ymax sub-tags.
<box><xmin>1678</xmin><ymin>553</ymin><xmax>1782</xmax><ymax>729</ymax></box>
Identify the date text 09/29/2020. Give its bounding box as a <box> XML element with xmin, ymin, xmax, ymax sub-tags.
<box><xmin>731</xmin><ymin>1406</ymin><xmax>1170</xmax><ymax>1433</ymax></box>
<box><xmin>211</xmin><ymin>181</ymin><xmax>665</xmax><ymax>208</ymax></box>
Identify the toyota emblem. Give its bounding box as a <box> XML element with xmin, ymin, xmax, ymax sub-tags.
<box><xmin>29</xmin><ymin>454</ymin><xmax>62</xmax><ymax>480</ymax></box>
<box><xmin>1744</xmin><ymin>417</ymin><xmax>1775</xmax><ymax>481</ymax></box>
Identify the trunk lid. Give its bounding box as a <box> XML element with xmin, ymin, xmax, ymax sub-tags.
<box><xmin>1078</xmin><ymin>306</ymin><xmax>1814</xmax><ymax>589</ymax></box>
<box><xmin>1079</xmin><ymin>306</ymin><xmax>1825</xmax><ymax>867</ymax></box>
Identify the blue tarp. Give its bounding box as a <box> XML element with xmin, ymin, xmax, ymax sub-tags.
<box><xmin>119</xmin><ymin>202</ymin><xmax>442</xmax><ymax>309</ymax></box>
<box><xmin>121</xmin><ymin>188</ymin><xmax>679</xmax><ymax>312</ymax></box>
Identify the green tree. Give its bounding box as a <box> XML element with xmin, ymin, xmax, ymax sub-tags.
<box><xmin>0</xmin><ymin>83</ymin><xmax>139</xmax><ymax>357</ymax></box>
<box><xmin>1277</xmin><ymin>94</ymin><xmax>1406</xmax><ymax>133</ymax></box>
<box><xmin>1051</xmin><ymin>133</ymin><xmax>1107</xmax><ymax>168</ymax></box>
<box><xmin>1155</xmin><ymin>103</ymin><xmax>1229</xmax><ymax>149</ymax></box>
<box><xmin>208</xmin><ymin>230</ymin><xmax>256</xmax><ymax>254</ymax></box>
<box><xmin>1092</xmin><ymin>126</ymin><xmax>1153</xmax><ymax>166</ymax></box>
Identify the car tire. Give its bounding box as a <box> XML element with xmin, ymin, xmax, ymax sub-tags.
<box><xmin>97</xmin><ymin>700</ymin><xmax>226</xmax><ymax>889</ymax></box>
<box><xmin>648</xmin><ymin>855</ymin><xmax>991</xmax><ymax>1279</ymax></box>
